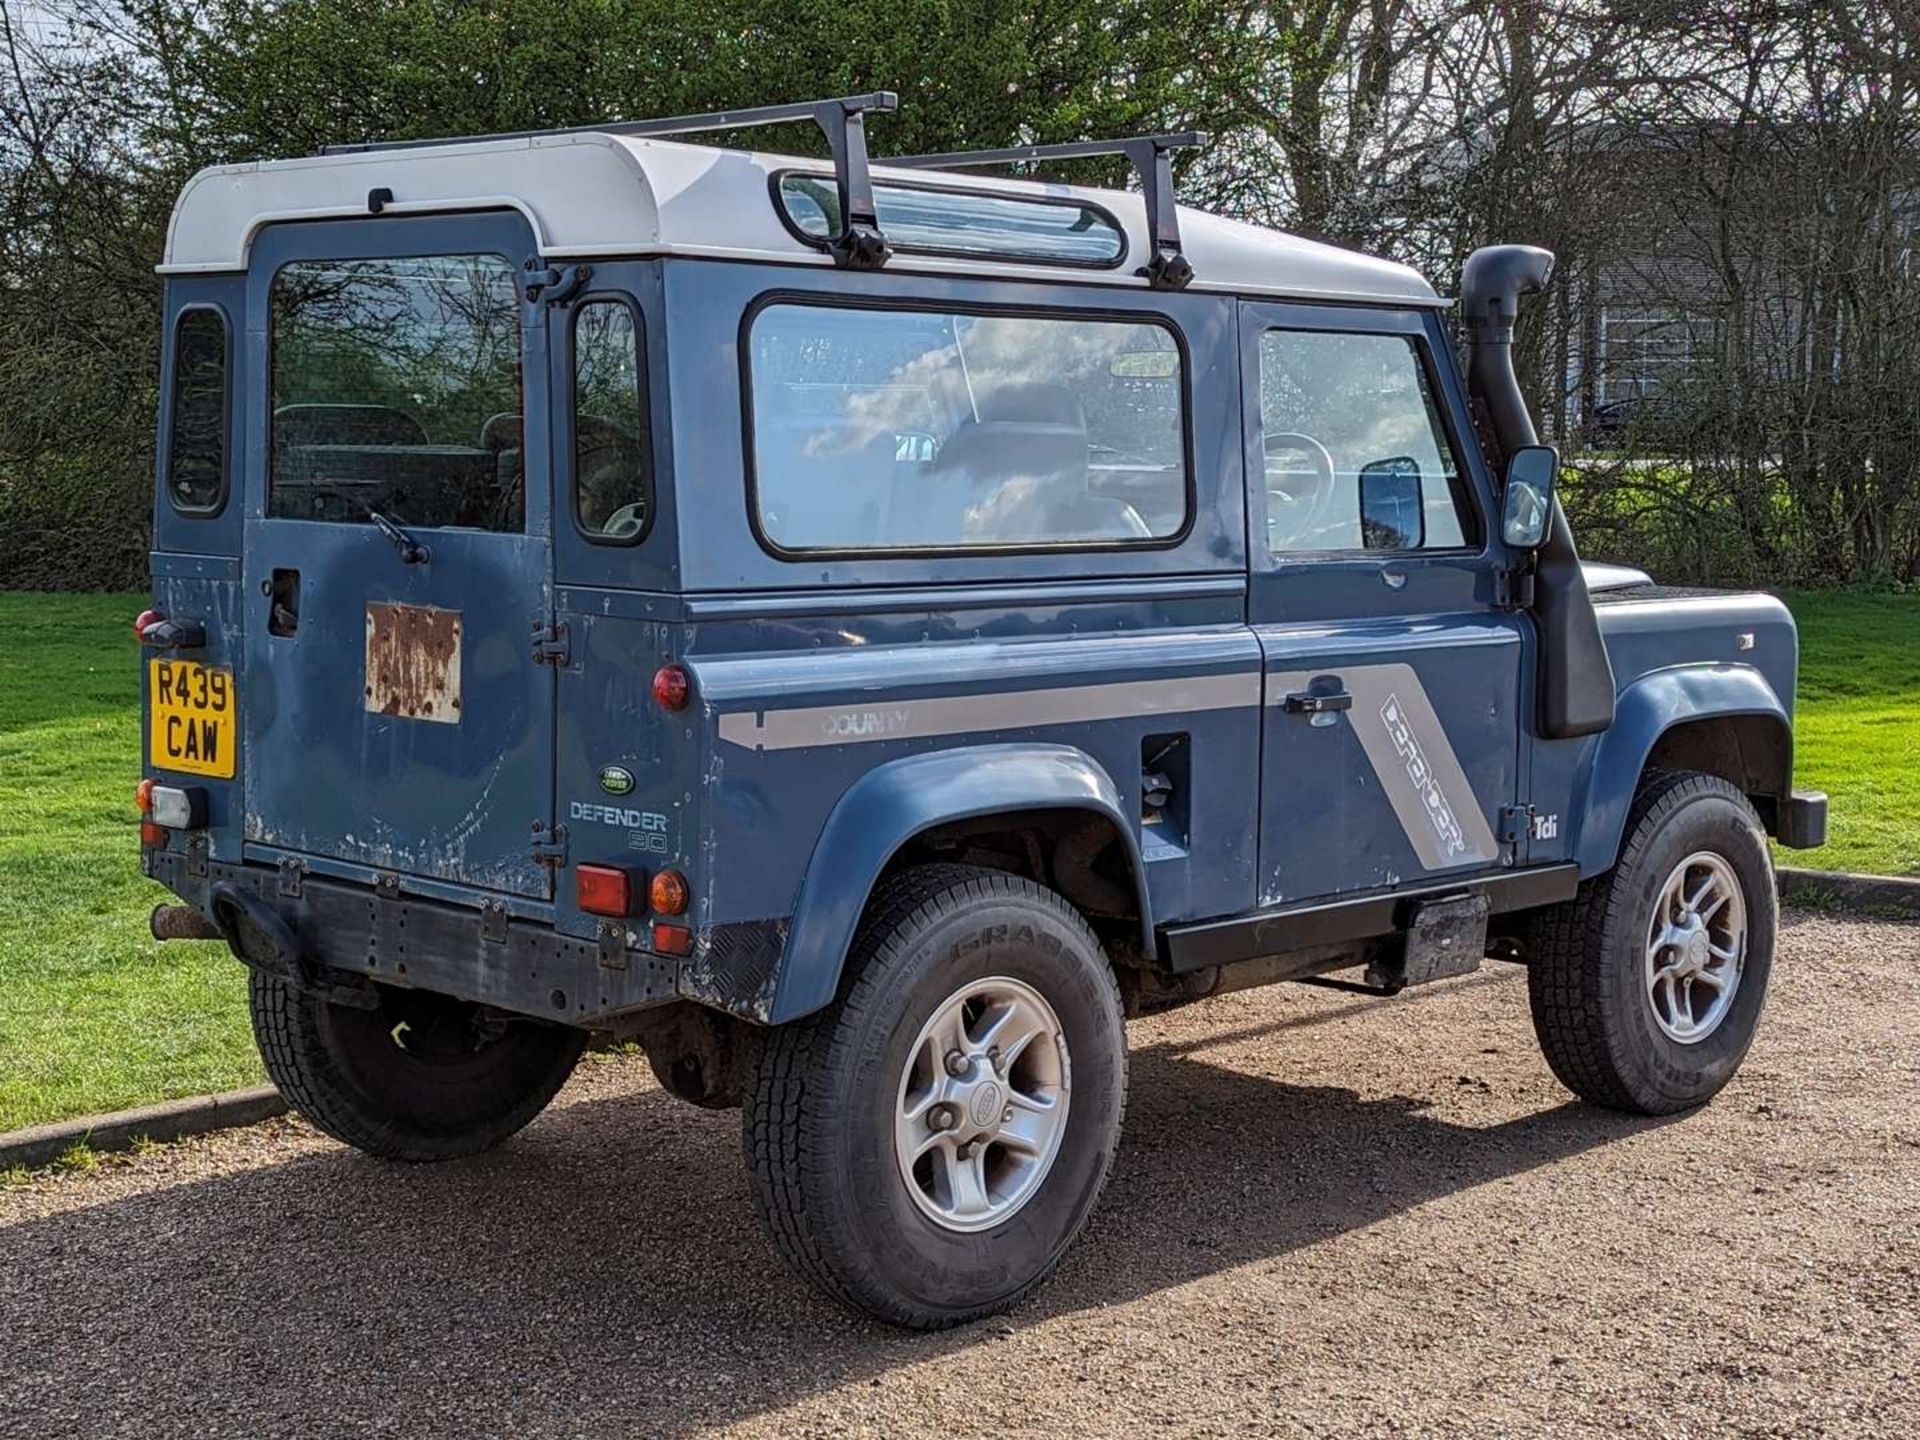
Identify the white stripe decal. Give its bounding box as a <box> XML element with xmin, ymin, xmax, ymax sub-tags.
<box><xmin>1268</xmin><ymin>662</ymin><xmax>1498</xmax><ymax>870</ymax></box>
<box><xmin>717</xmin><ymin>671</ymin><xmax>1260</xmax><ymax>752</ymax></box>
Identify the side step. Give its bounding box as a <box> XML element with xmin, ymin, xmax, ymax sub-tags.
<box><xmin>1157</xmin><ymin>865</ymin><xmax>1579</xmax><ymax>975</ymax></box>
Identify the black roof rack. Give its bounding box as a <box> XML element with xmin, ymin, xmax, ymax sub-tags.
<box><xmin>886</xmin><ymin>132</ymin><xmax>1208</xmax><ymax>290</ymax></box>
<box><xmin>324</xmin><ymin>92</ymin><xmax>898</xmax><ymax>271</ymax></box>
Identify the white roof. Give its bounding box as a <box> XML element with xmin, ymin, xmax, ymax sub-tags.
<box><xmin>160</xmin><ymin>131</ymin><xmax>1443</xmax><ymax>307</ymax></box>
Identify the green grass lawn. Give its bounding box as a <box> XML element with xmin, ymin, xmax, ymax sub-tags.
<box><xmin>1778</xmin><ymin>590</ymin><xmax>1920</xmax><ymax>879</ymax></box>
<box><xmin>0</xmin><ymin>594</ymin><xmax>262</xmax><ymax>1131</ymax></box>
<box><xmin>0</xmin><ymin>587</ymin><xmax>1912</xmax><ymax>1133</ymax></box>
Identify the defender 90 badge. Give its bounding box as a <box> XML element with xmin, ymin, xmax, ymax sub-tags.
<box><xmin>598</xmin><ymin>765</ymin><xmax>635</xmax><ymax>796</ymax></box>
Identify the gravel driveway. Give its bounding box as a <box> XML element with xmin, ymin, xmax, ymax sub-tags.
<box><xmin>3</xmin><ymin>912</ymin><xmax>1915</xmax><ymax>1439</ymax></box>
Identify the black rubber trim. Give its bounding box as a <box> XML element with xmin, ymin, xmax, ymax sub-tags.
<box><xmin>1159</xmin><ymin>864</ymin><xmax>1580</xmax><ymax>974</ymax></box>
<box><xmin>1776</xmin><ymin>789</ymin><xmax>1829</xmax><ymax>849</ymax></box>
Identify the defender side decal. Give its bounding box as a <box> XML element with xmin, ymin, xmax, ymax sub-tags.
<box><xmin>1267</xmin><ymin>663</ymin><xmax>1499</xmax><ymax>871</ymax></box>
<box><xmin>717</xmin><ymin>672</ymin><xmax>1260</xmax><ymax>752</ymax></box>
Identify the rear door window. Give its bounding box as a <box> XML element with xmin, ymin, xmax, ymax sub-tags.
<box><xmin>268</xmin><ymin>254</ymin><xmax>524</xmax><ymax>531</ymax></box>
<box><xmin>746</xmin><ymin>302</ymin><xmax>1188</xmax><ymax>554</ymax></box>
<box><xmin>166</xmin><ymin>308</ymin><xmax>229</xmax><ymax>514</ymax></box>
<box><xmin>571</xmin><ymin>299</ymin><xmax>652</xmax><ymax>543</ymax></box>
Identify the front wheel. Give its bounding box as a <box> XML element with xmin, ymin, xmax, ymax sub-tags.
<box><xmin>249</xmin><ymin>972</ymin><xmax>587</xmax><ymax>1161</ymax></box>
<box><xmin>744</xmin><ymin>864</ymin><xmax>1127</xmax><ymax>1329</ymax></box>
<box><xmin>1526</xmin><ymin>770</ymin><xmax>1777</xmax><ymax>1114</ymax></box>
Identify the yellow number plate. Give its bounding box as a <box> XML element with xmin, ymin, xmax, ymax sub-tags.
<box><xmin>148</xmin><ymin>659</ymin><xmax>236</xmax><ymax>778</ymax></box>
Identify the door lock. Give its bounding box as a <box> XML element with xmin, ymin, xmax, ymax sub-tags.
<box><xmin>1282</xmin><ymin>691</ymin><xmax>1353</xmax><ymax>715</ymax></box>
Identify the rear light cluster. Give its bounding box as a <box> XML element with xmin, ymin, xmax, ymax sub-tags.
<box><xmin>574</xmin><ymin>864</ymin><xmax>640</xmax><ymax>917</ymax></box>
<box><xmin>649</xmin><ymin>869</ymin><xmax>688</xmax><ymax>915</ymax></box>
<box><xmin>136</xmin><ymin>779</ymin><xmax>167</xmax><ymax>848</ymax></box>
<box><xmin>135</xmin><ymin>779</ymin><xmax>206</xmax><ymax>847</ymax></box>
<box><xmin>651</xmin><ymin>663</ymin><xmax>691</xmax><ymax>712</ymax></box>
<box><xmin>575</xmin><ymin>863</ymin><xmax>693</xmax><ymax>956</ymax></box>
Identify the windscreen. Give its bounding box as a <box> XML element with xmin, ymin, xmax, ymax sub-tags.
<box><xmin>268</xmin><ymin>254</ymin><xmax>525</xmax><ymax>531</ymax></box>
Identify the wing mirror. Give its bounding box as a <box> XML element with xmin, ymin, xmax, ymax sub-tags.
<box><xmin>1500</xmin><ymin>444</ymin><xmax>1559</xmax><ymax>549</ymax></box>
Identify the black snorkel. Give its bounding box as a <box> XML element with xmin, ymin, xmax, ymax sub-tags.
<box><xmin>1461</xmin><ymin>244</ymin><xmax>1615</xmax><ymax>739</ymax></box>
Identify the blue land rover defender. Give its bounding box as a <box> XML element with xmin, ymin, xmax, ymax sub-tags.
<box><xmin>139</xmin><ymin>94</ymin><xmax>1827</xmax><ymax>1328</ymax></box>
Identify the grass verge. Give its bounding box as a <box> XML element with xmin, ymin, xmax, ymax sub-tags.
<box><xmin>1779</xmin><ymin>591</ymin><xmax>1920</xmax><ymax>879</ymax></box>
<box><xmin>0</xmin><ymin>593</ymin><xmax>261</xmax><ymax>1132</ymax></box>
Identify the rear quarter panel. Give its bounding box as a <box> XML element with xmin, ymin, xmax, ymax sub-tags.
<box><xmin>680</xmin><ymin>588</ymin><xmax>1265</xmax><ymax>1018</ymax></box>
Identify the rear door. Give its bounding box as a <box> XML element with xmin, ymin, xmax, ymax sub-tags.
<box><xmin>240</xmin><ymin>212</ymin><xmax>556</xmax><ymax>899</ymax></box>
<box><xmin>1243</xmin><ymin>303</ymin><xmax>1524</xmax><ymax>906</ymax></box>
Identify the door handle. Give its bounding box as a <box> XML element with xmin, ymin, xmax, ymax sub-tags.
<box><xmin>267</xmin><ymin>568</ymin><xmax>300</xmax><ymax>637</ymax></box>
<box><xmin>1283</xmin><ymin>690</ymin><xmax>1352</xmax><ymax>715</ymax></box>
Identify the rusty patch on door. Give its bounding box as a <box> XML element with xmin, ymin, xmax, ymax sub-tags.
<box><xmin>365</xmin><ymin>603</ymin><xmax>462</xmax><ymax>723</ymax></box>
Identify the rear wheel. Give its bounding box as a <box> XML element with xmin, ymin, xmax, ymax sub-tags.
<box><xmin>249</xmin><ymin>972</ymin><xmax>587</xmax><ymax>1161</ymax></box>
<box><xmin>1526</xmin><ymin>770</ymin><xmax>1776</xmax><ymax>1114</ymax></box>
<box><xmin>744</xmin><ymin>864</ymin><xmax>1127</xmax><ymax>1329</ymax></box>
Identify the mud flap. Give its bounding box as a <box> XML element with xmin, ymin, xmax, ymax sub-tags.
<box><xmin>1365</xmin><ymin>892</ymin><xmax>1488</xmax><ymax>992</ymax></box>
<box><xmin>209</xmin><ymin>883</ymin><xmax>303</xmax><ymax>978</ymax></box>
<box><xmin>209</xmin><ymin>882</ymin><xmax>381</xmax><ymax>1010</ymax></box>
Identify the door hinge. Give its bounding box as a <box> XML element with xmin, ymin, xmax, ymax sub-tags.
<box><xmin>532</xmin><ymin>621</ymin><xmax>570</xmax><ymax>667</ymax></box>
<box><xmin>1494</xmin><ymin>565</ymin><xmax>1536</xmax><ymax>610</ymax></box>
<box><xmin>1498</xmin><ymin>805</ymin><xmax>1533</xmax><ymax>845</ymax></box>
<box><xmin>519</xmin><ymin>263</ymin><xmax>592</xmax><ymax>307</ymax></box>
<box><xmin>530</xmin><ymin>821</ymin><xmax>568</xmax><ymax>867</ymax></box>
<box><xmin>480</xmin><ymin>900</ymin><xmax>510</xmax><ymax>944</ymax></box>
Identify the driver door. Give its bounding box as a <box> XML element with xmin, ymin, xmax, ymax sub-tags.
<box><xmin>1242</xmin><ymin>302</ymin><xmax>1525</xmax><ymax>907</ymax></box>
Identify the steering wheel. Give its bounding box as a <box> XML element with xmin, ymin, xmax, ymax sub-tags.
<box><xmin>601</xmin><ymin>501</ymin><xmax>647</xmax><ymax>540</ymax></box>
<box><xmin>1263</xmin><ymin>431</ymin><xmax>1337</xmax><ymax>550</ymax></box>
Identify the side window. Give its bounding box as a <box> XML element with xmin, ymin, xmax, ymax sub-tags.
<box><xmin>571</xmin><ymin>300</ymin><xmax>651</xmax><ymax>543</ymax></box>
<box><xmin>1258</xmin><ymin>329</ymin><xmax>1476</xmax><ymax>555</ymax></box>
<box><xmin>166</xmin><ymin>308</ymin><xmax>229</xmax><ymax>513</ymax></box>
<box><xmin>747</xmin><ymin>302</ymin><xmax>1188</xmax><ymax>553</ymax></box>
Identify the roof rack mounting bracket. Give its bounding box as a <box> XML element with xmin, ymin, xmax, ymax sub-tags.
<box><xmin>888</xmin><ymin>131</ymin><xmax>1206</xmax><ymax>290</ymax></box>
<box><xmin>809</xmin><ymin>97</ymin><xmax>892</xmax><ymax>272</ymax></box>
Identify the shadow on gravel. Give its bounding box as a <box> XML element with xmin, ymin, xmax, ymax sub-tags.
<box><xmin>0</xmin><ymin>1015</ymin><xmax>1668</xmax><ymax>1440</ymax></box>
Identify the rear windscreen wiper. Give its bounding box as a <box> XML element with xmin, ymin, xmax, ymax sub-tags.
<box><xmin>369</xmin><ymin>510</ymin><xmax>430</xmax><ymax>565</ymax></box>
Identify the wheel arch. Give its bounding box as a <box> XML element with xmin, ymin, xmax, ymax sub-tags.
<box><xmin>1570</xmin><ymin>663</ymin><xmax>1791</xmax><ymax>877</ymax></box>
<box><xmin>767</xmin><ymin>744</ymin><xmax>1152</xmax><ymax>1025</ymax></box>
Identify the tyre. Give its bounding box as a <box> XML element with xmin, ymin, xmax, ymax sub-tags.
<box><xmin>1526</xmin><ymin>769</ymin><xmax>1776</xmax><ymax>1115</ymax></box>
<box><xmin>249</xmin><ymin>972</ymin><xmax>587</xmax><ymax>1161</ymax></box>
<box><xmin>744</xmin><ymin>864</ymin><xmax>1128</xmax><ymax>1329</ymax></box>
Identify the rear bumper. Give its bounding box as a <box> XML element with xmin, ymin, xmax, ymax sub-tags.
<box><xmin>148</xmin><ymin>850</ymin><xmax>680</xmax><ymax>1024</ymax></box>
<box><xmin>1776</xmin><ymin>789</ymin><xmax>1829</xmax><ymax>850</ymax></box>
